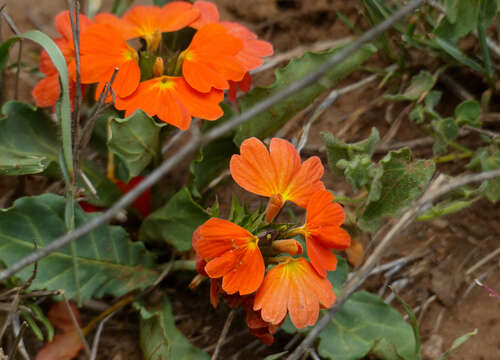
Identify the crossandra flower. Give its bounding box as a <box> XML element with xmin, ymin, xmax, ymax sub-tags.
<box><xmin>80</xmin><ymin>23</ymin><xmax>140</xmax><ymax>99</ymax></box>
<box><xmin>114</xmin><ymin>75</ymin><xmax>223</xmax><ymax>130</ymax></box>
<box><xmin>32</xmin><ymin>11</ymin><xmax>92</xmax><ymax>108</ymax></box>
<box><xmin>253</xmin><ymin>258</ymin><xmax>335</xmax><ymax>329</ymax></box>
<box><xmin>287</xmin><ymin>190</ymin><xmax>351</xmax><ymax>277</ymax></box>
<box><xmin>193</xmin><ymin>218</ymin><xmax>265</xmax><ymax>295</ymax></box>
<box><xmin>95</xmin><ymin>3</ymin><xmax>200</xmax><ymax>51</ymax></box>
<box><xmin>230</xmin><ymin>137</ymin><xmax>325</xmax><ymax>222</ymax></box>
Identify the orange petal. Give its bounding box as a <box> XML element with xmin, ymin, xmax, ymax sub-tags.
<box><xmin>301</xmin><ymin>259</ymin><xmax>335</xmax><ymax>307</ymax></box>
<box><xmin>194</xmin><ymin>218</ymin><xmax>255</xmax><ymax>259</ymax></box>
<box><xmin>269</xmin><ymin>138</ymin><xmax>301</xmax><ymax>194</ymax></box>
<box><xmin>47</xmin><ymin>301</ymin><xmax>81</xmax><ymax>332</ymax></box>
<box><xmin>284</xmin><ymin>156</ymin><xmax>325</xmax><ymax>208</ymax></box>
<box><xmin>307</xmin><ymin>237</ymin><xmax>338</xmax><ymax>277</ymax></box>
<box><xmin>122</xmin><ymin>5</ymin><xmax>163</xmax><ymax>39</ymax></box>
<box><xmin>191</xmin><ymin>0</ymin><xmax>219</xmax><ymax>28</ymax></box>
<box><xmin>306</xmin><ymin>190</ymin><xmax>345</xmax><ymax>228</ymax></box>
<box><xmin>311</xmin><ymin>227</ymin><xmax>351</xmax><ymax>250</ymax></box>
<box><xmin>32</xmin><ymin>75</ymin><xmax>60</xmax><ymax>108</ymax></box>
<box><xmin>205</xmin><ymin>250</ymin><xmax>239</xmax><ymax>278</ymax></box>
<box><xmin>287</xmin><ymin>262</ymin><xmax>319</xmax><ymax>329</ymax></box>
<box><xmin>160</xmin><ymin>2</ymin><xmax>201</xmax><ymax>32</ymax></box>
<box><xmin>94</xmin><ymin>13</ymin><xmax>136</xmax><ymax>38</ymax></box>
<box><xmin>221</xmin><ymin>246</ymin><xmax>265</xmax><ymax>295</ymax></box>
<box><xmin>182</xmin><ymin>23</ymin><xmax>245</xmax><ymax>92</ymax></box>
<box><xmin>254</xmin><ymin>263</ymin><xmax>290</xmax><ymax>325</ymax></box>
<box><xmin>55</xmin><ymin>10</ymin><xmax>93</xmax><ymax>44</ymax></box>
<box><xmin>264</xmin><ymin>194</ymin><xmax>284</xmax><ymax>223</ymax></box>
<box><xmin>172</xmin><ymin>78</ymin><xmax>224</xmax><ymax>120</ymax></box>
<box><xmin>230</xmin><ymin>137</ymin><xmax>278</xmax><ymax>197</ymax></box>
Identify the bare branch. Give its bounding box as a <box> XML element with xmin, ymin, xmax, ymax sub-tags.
<box><xmin>0</xmin><ymin>0</ymin><xmax>428</xmax><ymax>282</ymax></box>
<box><xmin>211</xmin><ymin>308</ymin><xmax>236</xmax><ymax>360</ymax></box>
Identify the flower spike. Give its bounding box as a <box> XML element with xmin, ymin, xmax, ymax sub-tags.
<box><xmin>193</xmin><ymin>218</ymin><xmax>265</xmax><ymax>295</ymax></box>
<box><xmin>230</xmin><ymin>137</ymin><xmax>325</xmax><ymax>222</ymax></box>
<box><xmin>253</xmin><ymin>258</ymin><xmax>335</xmax><ymax>329</ymax></box>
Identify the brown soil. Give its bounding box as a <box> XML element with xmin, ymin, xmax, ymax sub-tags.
<box><xmin>1</xmin><ymin>0</ymin><xmax>500</xmax><ymax>359</ymax></box>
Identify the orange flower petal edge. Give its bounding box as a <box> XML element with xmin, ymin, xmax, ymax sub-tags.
<box><xmin>80</xmin><ymin>23</ymin><xmax>140</xmax><ymax>99</ymax></box>
<box><xmin>191</xmin><ymin>0</ymin><xmax>219</xmax><ymax>28</ymax></box>
<box><xmin>114</xmin><ymin>76</ymin><xmax>223</xmax><ymax>130</ymax></box>
<box><xmin>194</xmin><ymin>218</ymin><xmax>265</xmax><ymax>295</ymax></box>
<box><xmin>302</xmin><ymin>190</ymin><xmax>350</xmax><ymax>277</ymax></box>
<box><xmin>253</xmin><ymin>258</ymin><xmax>335</xmax><ymax>329</ymax></box>
<box><xmin>181</xmin><ymin>23</ymin><xmax>245</xmax><ymax>92</ymax></box>
<box><xmin>230</xmin><ymin>137</ymin><xmax>325</xmax><ymax>220</ymax></box>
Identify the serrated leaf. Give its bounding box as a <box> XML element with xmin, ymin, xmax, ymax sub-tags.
<box><xmin>323</xmin><ymin>127</ymin><xmax>380</xmax><ymax>177</ymax></box>
<box><xmin>431</xmin><ymin>117</ymin><xmax>459</xmax><ymax>155</ymax></box>
<box><xmin>0</xmin><ymin>194</ymin><xmax>158</xmax><ymax>300</ymax></box>
<box><xmin>0</xmin><ymin>101</ymin><xmax>59</xmax><ymax>175</ymax></box>
<box><xmin>359</xmin><ymin>149</ymin><xmax>435</xmax><ymax>232</ymax></box>
<box><xmin>455</xmin><ymin>100</ymin><xmax>481</xmax><ymax>126</ymax></box>
<box><xmin>318</xmin><ymin>291</ymin><xmax>416</xmax><ymax>360</ymax></box>
<box><xmin>140</xmin><ymin>296</ymin><xmax>209</xmax><ymax>360</ymax></box>
<box><xmin>234</xmin><ymin>44</ymin><xmax>377</xmax><ymax>144</ymax></box>
<box><xmin>385</xmin><ymin>71</ymin><xmax>436</xmax><ymax>102</ymax></box>
<box><xmin>107</xmin><ymin>110</ymin><xmax>164</xmax><ymax>182</ymax></box>
<box><xmin>139</xmin><ymin>187</ymin><xmax>210</xmax><ymax>251</ymax></box>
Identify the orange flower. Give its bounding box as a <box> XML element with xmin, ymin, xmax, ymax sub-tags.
<box><xmin>181</xmin><ymin>23</ymin><xmax>245</xmax><ymax>92</ymax></box>
<box><xmin>32</xmin><ymin>11</ymin><xmax>92</xmax><ymax>108</ymax></box>
<box><xmin>228</xmin><ymin>71</ymin><xmax>252</xmax><ymax>102</ymax></box>
<box><xmin>193</xmin><ymin>218</ymin><xmax>265</xmax><ymax>295</ymax></box>
<box><xmin>288</xmin><ymin>190</ymin><xmax>351</xmax><ymax>277</ymax></box>
<box><xmin>80</xmin><ymin>23</ymin><xmax>140</xmax><ymax>99</ymax></box>
<box><xmin>191</xmin><ymin>0</ymin><xmax>219</xmax><ymax>29</ymax></box>
<box><xmin>114</xmin><ymin>75</ymin><xmax>223</xmax><ymax>130</ymax></box>
<box><xmin>95</xmin><ymin>3</ymin><xmax>200</xmax><ymax>51</ymax></box>
<box><xmin>230</xmin><ymin>137</ymin><xmax>325</xmax><ymax>222</ymax></box>
<box><xmin>253</xmin><ymin>258</ymin><xmax>335</xmax><ymax>329</ymax></box>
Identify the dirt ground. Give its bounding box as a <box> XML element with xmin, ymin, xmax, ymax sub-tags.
<box><xmin>1</xmin><ymin>0</ymin><xmax>500</xmax><ymax>359</ymax></box>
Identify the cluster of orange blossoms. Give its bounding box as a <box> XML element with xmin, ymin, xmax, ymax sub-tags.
<box><xmin>33</xmin><ymin>1</ymin><xmax>273</xmax><ymax>130</ymax></box>
<box><xmin>193</xmin><ymin>138</ymin><xmax>351</xmax><ymax>344</ymax></box>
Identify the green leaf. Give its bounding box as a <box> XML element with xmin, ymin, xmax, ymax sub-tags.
<box><xmin>480</xmin><ymin>151</ymin><xmax>500</xmax><ymax>202</ymax></box>
<box><xmin>359</xmin><ymin>149</ymin><xmax>435</xmax><ymax>232</ymax></box>
<box><xmin>318</xmin><ymin>291</ymin><xmax>416</xmax><ymax>360</ymax></box>
<box><xmin>190</xmin><ymin>105</ymin><xmax>238</xmax><ymax>197</ymax></box>
<box><xmin>431</xmin><ymin>37</ymin><xmax>485</xmax><ymax>74</ymax></box>
<box><xmin>18</xmin><ymin>30</ymin><xmax>73</xmax><ymax>178</ymax></box>
<box><xmin>479</xmin><ymin>0</ymin><xmax>498</xmax><ymax>27</ymax></box>
<box><xmin>435</xmin><ymin>0</ymin><xmax>480</xmax><ymax>39</ymax></box>
<box><xmin>0</xmin><ymin>38</ymin><xmax>18</xmax><ymax>71</ymax></box>
<box><xmin>385</xmin><ymin>71</ymin><xmax>436</xmax><ymax>102</ymax></box>
<box><xmin>107</xmin><ymin>110</ymin><xmax>164</xmax><ymax>182</ymax></box>
<box><xmin>323</xmin><ymin>128</ymin><xmax>380</xmax><ymax>176</ymax></box>
<box><xmin>0</xmin><ymin>101</ymin><xmax>59</xmax><ymax>175</ymax></box>
<box><xmin>439</xmin><ymin>329</ymin><xmax>477</xmax><ymax>360</ymax></box>
<box><xmin>431</xmin><ymin>117</ymin><xmax>459</xmax><ymax>155</ymax></box>
<box><xmin>30</xmin><ymin>303</ymin><xmax>54</xmax><ymax>342</ymax></box>
<box><xmin>140</xmin><ymin>296</ymin><xmax>209</xmax><ymax>360</ymax></box>
<box><xmin>139</xmin><ymin>187</ymin><xmax>210</xmax><ymax>251</ymax></box>
<box><xmin>234</xmin><ymin>43</ymin><xmax>377</xmax><ymax>144</ymax></box>
<box><xmin>0</xmin><ymin>194</ymin><xmax>158</xmax><ymax>300</ymax></box>
<box><xmin>22</xmin><ymin>311</ymin><xmax>44</xmax><ymax>341</ymax></box>
<box><xmin>416</xmin><ymin>197</ymin><xmax>479</xmax><ymax>221</ymax></box>
<box><xmin>391</xmin><ymin>289</ymin><xmax>422</xmax><ymax>359</ymax></box>
<box><xmin>455</xmin><ymin>100</ymin><xmax>481</xmax><ymax>126</ymax></box>
<box><xmin>343</xmin><ymin>155</ymin><xmax>379</xmax><ymax>192</ymax></box>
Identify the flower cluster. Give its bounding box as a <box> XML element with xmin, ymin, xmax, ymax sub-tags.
<box><xmin>33</xmin><ymin>1</ymin><xmax>273</xmax><ymax>130</ymax></box>
<box><xmin>193</xmin><ymin>137</ymin><xmax>351</xmax><ymax>344</ymax></box>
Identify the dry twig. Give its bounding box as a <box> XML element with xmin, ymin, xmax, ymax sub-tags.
<box><xmin>211</xmin><ymin>308</ymin><xmax>236</xmax><ymax>360</ymax></box>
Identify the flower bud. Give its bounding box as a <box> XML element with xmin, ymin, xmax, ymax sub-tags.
<box><xmin>272</xmin><ymin>239</ymin><xmax>303</xmax><ymax>256</ymax></box>
<box><xmin>153</xmin><ymin>57</ymin><xmax>164</xmax><ymax>77</ymax></box>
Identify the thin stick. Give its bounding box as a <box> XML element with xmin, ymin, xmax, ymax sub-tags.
<box><xmin>465</xmin><ymin>247</ymin><xmax>500</xmax><ymax>276</ymax></box>
<box><xmin>287</xmin><ymin>169</ymin><xmax>500</xmax><ymax>360</ymax></box>
<box><xmin>0</xmin><ymin>8</ymin><xmax>22</xmax><ymax>99</ymax></box>
<box><xmin>62</xmin><ymin>293</ymin><xmax>92</xmax><ymax>357</ymax></box>
<box><xmin>67</xmin><ymin>0</ymin><xmax>83</xmax><ymax>179</ymax></box>
<box><xmin>7</xmin><ymin>321</ymin><xmax>28</xmax><ymax>359</ymax></box>
<box><xmin>0</xmin><ymin>0</ymin><xmax>436</xmax><ymax>282</ymax></box>
<box><xmin>211</xmin><ymin>308</ymin><xmax>236</xmax><ymax>360</ymax></box>
<box><xmin>90</xmin><ymin>314</ymin><xmax>113</xmax><ymax>360</ymax></box>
